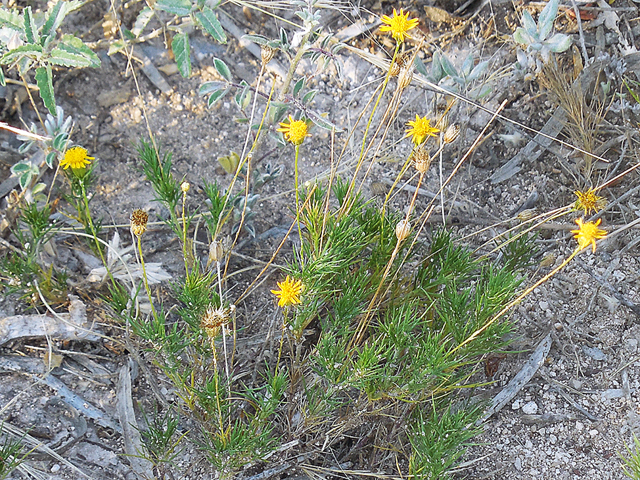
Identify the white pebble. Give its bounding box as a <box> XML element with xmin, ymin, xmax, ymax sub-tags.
<box><xmin>522</xmin><ymin>401</ymin><xmax>538</xmax><ymax>415</ymax></box>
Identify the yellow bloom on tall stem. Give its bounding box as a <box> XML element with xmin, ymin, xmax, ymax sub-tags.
<box><xmin>571</xmin><ymin>217</ymin><xmax>607</xmax><ymax>253</ymax></box>
<box><xmin>574</xmin><ymin>188</ymin><xmax>606</xmax><ymax>215</ymax></box>
<box><xmin>271</xmin><ymin>275</ymin><xmax>304</xmax><ymax>307</ymax></box>
<box><xmin>277</xmin><ymin>116</ymin><xmax>310</xmax><ymax>146</ymax></box>
<box><xmin>380</xmin><ymin>8</ymin><xmax>419</xmax><ymax>43</ymax></box>
<box><xmin>60</xmin><ymin>146</ymin><xmax>94</xmax><ymax>170</ymax></box>
<box><xmin>406</xmin><ymin>115</ymin><xmax>439</xmax><ymax>145</ymax></box>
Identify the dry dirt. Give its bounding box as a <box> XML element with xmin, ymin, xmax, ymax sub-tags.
<box><xmin>1</xmin><ymin>0</ymin><xmax>640</xmax><ymax>478</ymax></box>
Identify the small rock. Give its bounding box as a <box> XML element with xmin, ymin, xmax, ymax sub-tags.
<box><xmin>575</xmin><ymin>421</ymin><xmax>584</xmax><ymax>431</ymax></box>
<box><xmin>522</xmin><ymin>401</ymin><xmax>538</xmax><ymax>415</ymax></box>
<box><xmin>539</xmin><ymin>301</ymin><xmax>549</xmax><ymax>310</ymax></box>
<box><xmin>515</xmin><ymin>457</ymin><xmax>523</xmax><ymax>471</ymax></box>
<box><xmin>570</xmin><ymin>379</ymin><xmax>583</xmax><ymax>390</ymax></box>
<box><xmin>512</xmin><ymin>399</ymin><xmax>522</xmax><ymax>410</ymax></box>
<box><xmin>589</xmin><ymin>429</ymin><xmax>599</xmax><ymax>437</ymax></box>
<box><xmin>582</xmin><ymin>345</ymin><xmax>607</xmax><ymax>361</ymax></box>
<box><xmin>51</xmin><ymin>464</ymin><xmax>61</xmax><ymax>473</ymax></box>
<box><xmin>624</xmin><ymin>338</ymin><xmax>638</xmax><ymax>353</ymax></box>
<box><xmin>601</xmin><ymin>389</ymin><xmax>624</xmax><ymax>400</ymax></box>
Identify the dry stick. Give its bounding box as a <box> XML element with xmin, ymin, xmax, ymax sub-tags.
<box><xmin>571</xmin><ymin>0</ymin><xmax>590</xmax><ymax>64</ymax></box>
<box><xmin>480</xmin><ymin>206</ymin><xmax>572</xmax><ymax>255</ymax></box>
<box><xmin>450</xmin><ymin>246</ymin><xmax>587</xmax><ymax>357</ymax></box>
<box><xmin>575</xmin><ymin>259</ymin><xmax>640</xmax><ymax>318</ymax></box>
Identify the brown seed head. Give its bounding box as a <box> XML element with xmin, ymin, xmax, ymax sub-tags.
<box><xmin>443</xmin><ymin>124</ymin><xmax>460</xmax><ymax>144</ymax></box>
<box><xmin>261</xmin><ymin>45</ymin><xmax>276</xmax><ymax>65</ymax></box>
<box><xmin>395</xmin><ymin>219</ymin><xmax>411</xmax><ymax>242</ymax></box>
<box><xmin>398</xmin><ymin>64</ymin><xmax>414</xmax><ymax>90</ymax></box>
<box><xmin>207</xmin><ymin>240</ymin><xmax>224</xmax><ymax>266</ymax></box>
<box><xmin>517</xmin><ymin>209</ymin><xmax>536</xmax><ymax>222</ymax></box>
<box><xmin>411</xmin><ymin>147</ymin><xmax>431</xmax><ymax>174</ymax></box>
<box><xmin>201</xmin><ymin>305</ymin><xmax>231</xmax><ymax>339</ymax></box>
<box><xmin>389</xmin><ymin>60</ymin><xmax>401</xmax><ymax>76</ymax></box>
<box><xmin>130</xmin><ymin>209</ymin><xmax>148</xmax><ymax>237</ymax></box>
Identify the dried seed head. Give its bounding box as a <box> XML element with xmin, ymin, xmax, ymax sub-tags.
<box><xmin>398</xmin><ymin>64</ymin><xmax>414</xmax><ymax>90</ymax></box>
<box><xmin>181</xmin><ymin>181</ymin><xmax>190</xmax><ymax>193</ymax></box>
<box><xmin>207</xmin><ymin>239</ymin><xmax>224</xmax><ymax>267</ymax></box>
<box><xmin>411</xmin><ymin>147</ymin><xmax>431</xmax><ymax>174</ymax></box>
<box><xmin>443</xmin><ymin>124</ymin><xmax>460</xmax><ymax>144</ymax></box>
<box><xmin>395</xmin><ymin>219</ymin><xmax>411</xmax><ymax>242</ymax></box>
<box><xmin>261</xmin><ymin>45</ymin><xmax>276</xmax><ymax>65</ymax></box>
<box><xmin>389</xmin><ymin>60</ymin><xmax>401</xmax><ymax>76</ymax></box>
<box><xmin>201</xmin><ymin>305</ymin><xmax>231</xmax><ymax>338</ymax></box>
<box><xmin>517</xmin><ymin>208</ymin><xmax>536</xmax><ymax>222</ymax></box>
<box><xmin>130</xmin><ymin>209</ymin><xmax>149</xmax><ymax>237</ymax></box>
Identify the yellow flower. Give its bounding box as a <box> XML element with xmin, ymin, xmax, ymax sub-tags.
<box><xmin>60</xmin><ymin>146</ymin><xmax>94</xmax><ymax>170</ymax></box>
<box><xmin>380</xmin><ymin>8</ymin><xmax>419</xmax><ymax>43</ymax></box>
<box><xmin>277</xmin><ymin>116</ymin><xmax>309</xmax><ymax>146</ymax></box>
<box><xmin>574</xmin><ymin>188</ymin><xmax>606</xmax><ymax>215</ymax></box>
<box><xmin>271</xmin><ymin>275</ymin><xmax>304</xmax><ymax>307</ymax></box>
<box><xmin>406</xmin><ymin>115</ymin><xmax>439</xmax><ymax>145</ymax></box>
<box><xmin>571</xmin><ymin>217</ymin><xmax>607</xmax><ymax>253</ymax></box>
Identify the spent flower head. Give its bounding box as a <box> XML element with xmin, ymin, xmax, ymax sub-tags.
<box><xmin>61</xmin><ymin>146</ymin><xmax>94</xmax><ymax>170</ymax></box>
<box><xmin>131</xmin><ymin>209</ymin><xmax>149</xmax><ymax>238</ymax></box>
<box><xmin>277</xmin><ymin>116</ymin><xmax>310</xmax><ymax>146</ymax></box>
<box><xmin>411</xmin><ymin>147</ymin><xmax>431</xmax><ymax>174</ymax></box>
<box><xmin>380</xmin><ymin>9</ymin><xmax>419</xmax><ymax>43</ymax></box>
<box><xmin>574</xmin><ymin>188</ymin><xmax>606</xmax><ymax>216</ymax></box>
<box><xmin>443</xmin><ymin>124</ymin><xmax>460</xmax><ymax>144</ymax></box>
<box><xmin>201</xmin><ymin>304</ymin><xmax>231</xmax><ymax>338</ymax></box>
<box><xmin>571</xmin><ymin>217</ymin><xmax>607</xmax><ymax>253</ymax></box>
<box><xmin>271</xmin><ymin>275</ymin><xmax>304</xmax><ymax>307</ymax></box>
<box><xmin>406</xmin><ymin>115</ymin><xmax>439</xmax><ymax>145</ymax></box>
<box><xmin>261</xmin><ymin>45</ymin><xmax>277</xmax><ymax>65</ymax></box>
<box><xmin>395</xmin><ymin>219</ymin><xmax>411</xmax><ymax>242</ymax></box>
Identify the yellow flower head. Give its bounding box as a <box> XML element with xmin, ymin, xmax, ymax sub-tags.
<box><xmin>571</xmin><ymin>217</ymin><xmax>607</xmax><ymax>253</ymax></box>
<box><xmin>574</xmin><ymin>188</ymin><xmax>606</xmax><ymax>216</ymax></box>
<box><xmin>406</xmin><ymin>115</ymin><xmax>439</xmax><ymax>145</ymax></box>
<box><xmin>380</xmin><ymin>8</ymin><xmax>419</xmax><ymax>43</ymax></box>
<box><xmin>60</xmin><ymin>146</ymin><xmax>94</xmax><ymax>170</ymax></box>
<box><xmin>277</xmin><ymin>116</ymin><xmax>310</xmax><ymax>146</ymax></box>
<box><xmin>271</xmin><ymin>275</ymin><xmax>304</xmax><ymax>308</ymax></box>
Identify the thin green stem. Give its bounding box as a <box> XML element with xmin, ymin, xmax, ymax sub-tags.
<box><xmin>182</xmin><ymin>190</ymin><xmax>189</xmax><ymax>277</ymax></box>
<box><xmin>80</xmin><ymin>181</ymin><xmax>116</xmax><ymax>287</ymax></box>
<box><xmin>136</xmin><ymin>234</ymin><xmax>159</xmax><ymax>322</ymax></box>
<box><xmin>340</xmin><ymin>44</ymin><xmax>400</xmax><ymax>217</ymax></box>
<box><xmin>294</xmin><ymin>145</ymin><xmax>304</xmax><ymax>258</ymax></box>
<box><xmin>275</xmin><ymin>309</ymin><xmax>288</xmax><ymax>378</ymax></box>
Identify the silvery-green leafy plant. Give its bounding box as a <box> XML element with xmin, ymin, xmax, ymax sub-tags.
<box><xmin>419</xmin><ymin>51</ymin><xmax>492</xmax><ymax>100</ymax></box>
<box><xmin>513</xmin><ymin>0</ymin><xmax>572</xmax><ymax>63</ymax></box>
<box><xmin>0</xmin><ymin>2</ymin><xmax>100</xmax><ymax>114</ymax></box>
<box><xmin>11</xmin><ymin>106</ymin><xmax>73</xmax><ymax>193</ymax></box>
